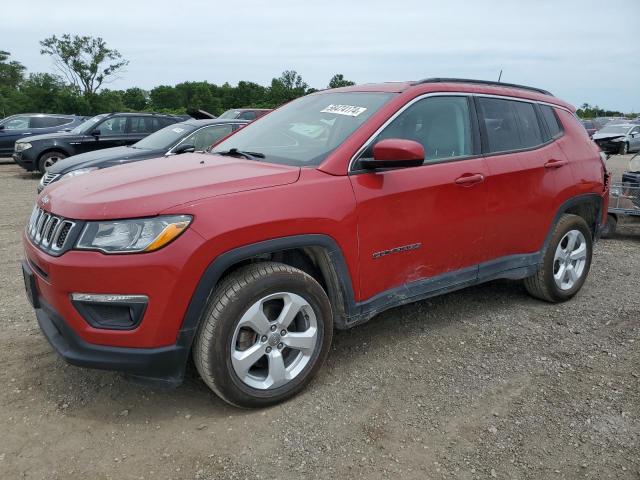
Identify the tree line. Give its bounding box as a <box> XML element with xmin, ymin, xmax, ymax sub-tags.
<box><xmin>1</xmin><ymin>35</ymin><xmax>634</xmax><ymax>120</ymax></box>
<box><xmin>0</xmin><ymin>35</ymin><xmax>355</xmax><ymax>118</ymax></box>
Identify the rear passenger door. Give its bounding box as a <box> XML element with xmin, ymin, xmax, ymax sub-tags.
<box><xmin>127</xmin><ymin>116</ymin><xmax>155</xmax><ymax>143</ymax></box>
<box><xmin>477</xmin><ymin>97</ymin><xmax>571</xmax><ymax>263</ymax></box>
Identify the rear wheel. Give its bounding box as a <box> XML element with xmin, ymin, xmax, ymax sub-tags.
<box><xmin>600</xmin><ymin>214</ymin><xmax>617</xmax><ymax>239</ymax></box>
<box><xmin>193</xmin><ymin>262</ymin><xmax>333</xmax><ymax>408</ymax></box>
<box><xmin>524</xmin><ymin>214</ymin><xmax>592</xmax><ymax>303</ymax></box>
<box><xmin>38</xmin><ymin>151</ymin><xmax>67</xmax><ymax>174</ymax></box>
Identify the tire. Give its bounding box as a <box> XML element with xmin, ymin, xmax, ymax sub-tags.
<box><xmin>524</xmin><ymin>214</ymin><xmax>592</xmax><ymax>303</ymax></box>
<box><xmin>619</xmin><ymin>142</ymin><xmax>629</xmax><ymax>155</ymax></box>
<box><xmin>600</xmin><ymin>214</ymin><xmax>617</xmax><ymax>239</ymax></box>
<box><xmin>38</xmin><ymin>151</ymin><xmax>67</xmax><ymax>174</ymax></box>
<box><xmin>193</xmin><ymin>262</ymin><xmax>333</xmax><ymax>408</ymax></box>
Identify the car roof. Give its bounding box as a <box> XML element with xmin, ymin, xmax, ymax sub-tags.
<box><xmin>327</xmin><ymin>77</ymin><xmax>573</xmax><ymax>111</ymax></box>
<box><xmin>179</xmin><ymin>118</ymin><xmax>250</xmax><ymax>127</ymax></box>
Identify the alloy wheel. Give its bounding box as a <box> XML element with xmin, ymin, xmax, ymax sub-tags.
<box><xmin>230</xmin><ymin>292</ymin><xmax>318</xmax><ymax>390</ymax></box>
<box><xmin>553</xmin><ymin>229</ymin><xmax>587</xmax><ymax>290</ymax></box>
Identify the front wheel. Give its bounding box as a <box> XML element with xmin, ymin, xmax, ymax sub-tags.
<box><xmin>619</xmin><ymin>142</ymin><xmax>629</xmax><ymax>155</ymax></box>
<box><xmin>524</xmin><ymin>214</ymin><xmax>592</xmax><ymax>303</ymax></box>
<box><xmin>193</xmin><ymin>262</ymin><xmax>333</xmax><ymax>408</ymax></box>
<box><xmin>38</xmin><ymin>151</ymin><xmax>67</xmax><ymax>174</ymax></box>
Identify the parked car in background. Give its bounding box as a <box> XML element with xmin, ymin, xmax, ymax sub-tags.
<box><xmin>580</xmin><ymin>118</ymin><xmax>604</xmax><ymax>138</ymax></box>
<box><xmin>22</xmin><ymin>78</ymin><xmax>608</xmax><ymax>408</ymax></box>
<box><xmin>593</xmin><ymin>123</ymin><xmax>640</xmax><ymax>155</ymax></box>
<box><xmin>218</xmin><ymin>108</ymin><xmax>272</xmax><ymax>120</ymax></box>
<box><xmin>39</xmin><ymin>119</ymin><xmax>248</xmax><ymax>191</ymax></box>
<box><xmin>13</xmin><ymin>112</ymin><xmax>182</xmax><ymax>173</ymax></box>
<box><xmin>0</xmin><ymin>114</ymin><xmax>86</xmax><ymax>157</ymax></box>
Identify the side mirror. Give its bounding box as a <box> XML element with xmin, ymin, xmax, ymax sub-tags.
<box><xmin>360</xmin><ymin>139</ymin><xmax>425</xmax><ymax>170</ymax></box>
<box><xmin>173</xmin><ymin>144</ymin><xmax>196</xmax><ymax>154</ymax></box>
<box><xmin>91</xmin><ymin>129</ymin><xmax>101</xmax><ymax>137</ymax></box>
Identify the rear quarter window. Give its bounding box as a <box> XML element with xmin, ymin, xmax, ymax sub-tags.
<box><xmin>540</xmin><ymin>105</ymin><xmax>563</xmax><ymax>139</ymax></box>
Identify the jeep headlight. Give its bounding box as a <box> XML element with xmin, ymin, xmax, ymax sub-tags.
<box><xmin>15</xmin><ymin>142</ymin><xmax>32</xmax><ymax>152</ymax></box>
<box><xmin>76</xmin><ymin>215</ymin><xmax>192</xmax><ymax>253</ymax></box>
<box><xmin>61</xmin><ymin>167</ymin><xmax>98</xmax><ymax>181</ymax></box>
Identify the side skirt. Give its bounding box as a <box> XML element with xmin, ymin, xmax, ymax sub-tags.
<box><xmin>344</xmin><ymin>252</ymin><xmax>540</xmax><ymax>328</ymax></box>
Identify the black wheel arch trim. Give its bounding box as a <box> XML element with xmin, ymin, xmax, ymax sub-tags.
<box><xmin>176</xmin><ymin>234</ymin><xmax>357</xmax><ymax>350</ymax></box>
<box><xmin>542</xmin><ymin>193</ymin><xmax>603</xmax><ymax>253</ymax></box>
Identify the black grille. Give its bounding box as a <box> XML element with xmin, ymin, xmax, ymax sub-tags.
<box><xmin>56</xmin><ymin>223</ymin><xmax>72</xmax><ymax>248</ymax></box>
<box><xmin>26</xmin><ymin>206</ymin><xmax>78</xmax><ymax>255</ymax></box>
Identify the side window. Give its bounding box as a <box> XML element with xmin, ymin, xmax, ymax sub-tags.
<box><xmin>129</xmin><ymin>116</ymin><xmax>154</xmax><ymax>134</ymax></box>
<box><xmin>478</xmin><ymin>97</ymin><xmax>521</xmax><ymax>153</ymax></box>
<box><xmin>1</xmin><ymin>116</ymin><xmax>30</xmax><ymax>129</ymax></box>
<box><xmin>539</xmin><ymin>105</ymin><xmax>563</xmax><ymax>139</ymax></box>
<box><xmin>96</xmin><ymin>117</ymin><xmax>127</xmax><ymax>136</ymax></box>
<box><xmin>239</xmin><ymin>111</ymin><xmax>257</xmax><ymax>120</ymax></box>
<box><xmin>182</xmin><ymin>125</ymin><xmax>234</xmax><ymax>151</ymax></box>
<box><xmin>511</xmin><ymin>101</ymin><xmax>543</xmax><ymax>148</ymax></box>
<box><xmin>358</xmin><ymin>96</ymin><xmax>473</xmax><ymax>165</ymax></box>
<box><xmin>30</xmin><ymin>116</ymin><xmax>70</xmax><ymax>128</ymax></box>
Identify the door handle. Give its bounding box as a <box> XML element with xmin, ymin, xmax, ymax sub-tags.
<box><xmin>544</xmin><ymin>159</ymin><xmax>568</xmax><ymax>169</ymax></box>
<box><xmin>455</xmin><ymin>173</ymin><xmax>485</xmax><ymax>186</ymax></box>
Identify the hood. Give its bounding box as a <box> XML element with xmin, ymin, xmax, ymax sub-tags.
<box><xmin>39</xmin><ymin>153</ymin><xmax>301</xmax><ymax>220</ymax></box>
<box><xmin>48</xmin><ymin>146</ymin><xmax>161</xmax><ymax>174</ymax></box>
<box><xmin>17</xmin><ymin>131</ymin><xmax>78</xmax><ymax>143</ymax></box>
<box><xmin>593</xmin><ymin>132</ymin><xmax>627</xmax><ymax>141</ymax></box>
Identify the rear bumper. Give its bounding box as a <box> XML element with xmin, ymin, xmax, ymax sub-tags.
<box><xmin>25</xmin><ymin>260</ymin><xmax>190</xmax><ymax>387</ymax></box>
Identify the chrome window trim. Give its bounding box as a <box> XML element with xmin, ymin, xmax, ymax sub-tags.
<box><xmin>347</xmin><ymin>91</ymin><xmax>573</xmax><ymax>173</ymax></box>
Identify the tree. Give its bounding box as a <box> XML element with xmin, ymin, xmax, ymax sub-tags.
<box><xmin>39</xmin><ymin>34</ymin><xmax>128</xmax><ymax>96</ymax></box>
<box><xmin>0</xmin><ymin>51</ymin><xmax>26</xmax><ymax>89</ymax></box>
<box><xmin>328</xmin><ymin>74</ymin><xmax>355</xmax><ymax>89</ymax></box>
<box><xmin>269</xmin><ymin>70</ymin><xmax>309</xmax><ymax>106</ymax></box>
<box><xmin>122</xmin><ymin>87</ymin><xmax>148</xmax><ymax>111</ymax></box>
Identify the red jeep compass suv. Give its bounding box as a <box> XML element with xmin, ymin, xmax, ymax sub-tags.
<box><xmin>22</xmin><ymin>78</ymin><xmax>609</xmax><ymax>407</ymax></box>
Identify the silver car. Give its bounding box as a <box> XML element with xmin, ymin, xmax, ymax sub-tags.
<box><xmin>593</xmin><ymin>123</ymin><xmax>640</xmax><ymax>155</ymax></box>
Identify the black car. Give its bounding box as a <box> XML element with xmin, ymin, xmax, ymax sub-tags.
<box><xmin>39</xmin><ymin>119</ymin><xmax>248</xmax><ymax>191</ymax></box>
<box><xmin>13</xmin><ymin>112</ymin><xmax>182</xmax><ymax>173</ymax></box>
<box><xmin>0</xmin><ymin>113</ymin><xmax>86</xmax><ymax>157</ymax></box>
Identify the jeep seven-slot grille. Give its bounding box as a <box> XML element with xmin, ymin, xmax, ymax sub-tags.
<box><xmin>27</xmin><ymin>206</ymin><xmax>76</xmax><ymax>253</ymax></box>
<box><xmin>41</xmin><ymin>172</ymin><xmax>60</xmax><ymax>187</ymax></box>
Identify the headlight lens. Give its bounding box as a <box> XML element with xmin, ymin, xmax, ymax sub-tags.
<box><xmin>61</xmin><ymin>167</ymin><xmax>98</xmax><ymax>180</ymax></box>
<box><xmin>76</xmin><ymin>215</ymin><xmax>192</xmax><ymax>253</ymax></box>
<box><xmin>15</xmin><ymin>142</ymin><xmax>32</xmax><ymax>152</ymax></box>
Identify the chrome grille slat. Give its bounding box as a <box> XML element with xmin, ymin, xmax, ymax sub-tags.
<box><xmin>26</xmin><ymin>206</ymin><xmax>76</xmax><ymax>253</ymax></box>
<box><xmin>42</xmin><ymin>173</ymin><xmax>60</xmax><ymax>186</ymax></box>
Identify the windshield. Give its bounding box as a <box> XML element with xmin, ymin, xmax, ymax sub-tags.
<box><xmin>71</xmin><ymin>114</ymin><xmax>107</xmax><ymax>134</ymax></box>
<box><xmin>212</xmin><ymin>92</ymin><xmax>394</xmax><ymax>166</ymax></box>
<box><xmin>133</xmin><ymin>123</ymin><xmax>194</xmax><ymax>150</ymax></box>
<box><xmin>599</xmin><ymin>125</ymin><xmax>631</xmax><ymax>135</ymax></box>
<box><xmin>218</xmin><ymin>110</ymin><xmax>239</xmax><ymax>119</ymax></box>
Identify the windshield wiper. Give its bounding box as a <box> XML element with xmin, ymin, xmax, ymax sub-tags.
<box><xmin>214</xmin><ymin>148</ymin><xmax>265</xmax><ymax>159</ymax></box>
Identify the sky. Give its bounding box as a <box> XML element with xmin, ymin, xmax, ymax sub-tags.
<box><xmin>3</xmin><ymin>0</ymin><xmax>639</xmax><ymax>112</ymax></box>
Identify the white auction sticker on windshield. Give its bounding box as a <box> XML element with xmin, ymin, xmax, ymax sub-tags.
<box><xmin>172</xmin><ymin>127</ymin><xmax>185</xmax><ymax>133</ymax></box>
<box><xmin>321</xmin><ymin>104</ymin><xmax>367</xmax><ymax>117</ymax></box>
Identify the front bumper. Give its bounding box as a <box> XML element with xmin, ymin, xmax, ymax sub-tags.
<box><xmin>595</xmin><ymin>140</ymin><xmax>623</xmax><ymax>154</ymax></box>
<box><xmin>13</xmin><ymin>151</ymin><xmax>37</xmax><ymax>171</ymax></box>
<box><xmin>32</xmin><ymin>279</ymin><xmax>188</xmax><ymax>387</ymax></box>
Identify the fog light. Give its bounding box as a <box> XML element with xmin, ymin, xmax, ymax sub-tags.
<box><xmin>71</xmin><ymin>293</ymin><xmax>148</xmax><ymax>330</ymax></box>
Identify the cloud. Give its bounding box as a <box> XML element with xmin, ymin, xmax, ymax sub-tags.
<box><xmin>3</xmin><ymin>0</ymin><xmax>639</xmax><ymax>111</ymax></box>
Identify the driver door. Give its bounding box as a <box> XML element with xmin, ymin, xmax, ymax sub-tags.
<box><xmin>349</xmin><ymin>95</ymin><xmax>489</xmax><ymax>301</ymax></box>
<box><xmin>76</xmin><ymin>116</ymin><xmax>129</xmax><ymax>153</ymax></box>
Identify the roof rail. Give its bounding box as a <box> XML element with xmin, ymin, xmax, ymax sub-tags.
<box><xmin>415</xmin><ymin>78</ymin><xmax>553</xmax><ymax>96</ymax></box>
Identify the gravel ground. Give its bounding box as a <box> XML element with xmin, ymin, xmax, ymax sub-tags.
<box><xmin>0</xmin><ymin>156</ymin><xmax>638</xmax><ymax>480</ymax></box>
